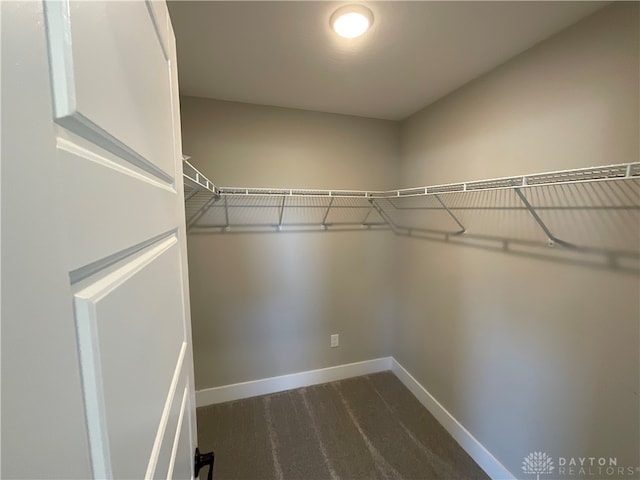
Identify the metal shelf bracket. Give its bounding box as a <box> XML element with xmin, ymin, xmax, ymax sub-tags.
<box><xmin>433</xmin><ymin>194</ymin><xmax>466</xmax><ymax>235</ymax></box>
<box><xmin>513</xmin><ymin>187</ymin><xmax>574</xmax><ymax>248</ymax></box>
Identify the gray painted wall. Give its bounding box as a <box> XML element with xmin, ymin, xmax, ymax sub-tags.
<box><xmin>182</xmin><ymin>97</ymin><xmax>400</xmax><ymax>388</ymax></box>
<box><xmin>395</xmin><ymin>2</ymin><xmax>639</xmax><ymax>476</ymax></box>
<box><xmin>181</xmin><ymin>2</ymin><xmax>639</xmax><ymax>476</ymax></box>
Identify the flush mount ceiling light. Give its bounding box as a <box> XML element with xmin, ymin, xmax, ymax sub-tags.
<box><xmin>330</xmin><ymin>5</ymin><xmax>374</xmax><ymax>39</ymax></box>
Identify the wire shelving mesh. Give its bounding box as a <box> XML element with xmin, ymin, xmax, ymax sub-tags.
<box><xmin>183</xmin><ymin>159</ymin><xmax>640</xmax><ymax>270</ymax></box>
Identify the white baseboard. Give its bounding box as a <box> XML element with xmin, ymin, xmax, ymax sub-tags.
<box><xmin>390</xmin><ymin>358</ymin><xmax>515</xmax><ymax>480</ymax></box>
<box><xmin>196</xmin><ymin>356</ymin><xmax>393</xmax><ymax>407</ymax></box>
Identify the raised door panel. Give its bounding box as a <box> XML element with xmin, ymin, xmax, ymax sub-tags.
<box><xmin>45</xmin><ymin>0</ymin><xmax>175</xmax><ymax>181</ymax></box>
<box><xmin>57</xmin><ymin>135</ymin><xmax>180</xmax><ymax>273</ymax></box>
<box><xmin>73</xmin><ymin>235</ymin><xmax>188</xmax><ymax>479</ymax></box>
<box><xmin>154</xmin><ymin>383</ymin><xmax>193</xmax><ymax>480</ymax></box>
<box><xmin>168</xmin><ymin>395</ymin><xmax>195</xmax><ymax>480</ymax></box>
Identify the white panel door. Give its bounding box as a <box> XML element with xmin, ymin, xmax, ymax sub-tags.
<box><xmin>1</xmin><ymin>1</ymin><xmax>197</xmax><ymax>479</ymax></box>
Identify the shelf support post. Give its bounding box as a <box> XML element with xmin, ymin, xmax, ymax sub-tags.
<box><xmin>369</xmin><ymin>199</ymin><xmax>402</xmax><ymax>234</ymax></box>
<box><xmin>513</xmin><ymin>187</ymin><xmax>574</xmax><ymax>248</ymax></box>
<box><xmin>278</xmin><ymin>195</ymin><xmax>286</xmax><ymax>230</ymax></box>
<box><xmin>433</xmin><ymin>194</ymin><xmax>466</xmax><ymax>235</ymax></box>
<box><xmin>321</xmin><ymin>197</ymin><xmax>334</xmax><ymax>228</ymax></box>
<box><xmin>224</xmin><ymin>195</ymin><xmax>230</xmax><ymax>230</ymax></box>
<box><xmin>184</xmin><ymin>187</ymin><xmax>200</xmax><ymax>202</ymax></box>
<box><xmin>361</xmin><ymin>204</ymin><xmax>374</xmax><ymax>225</ymax></box>
<box><xmin>187</xmin><ymin>194</ymin><xmax>220</xmax><ymax>230</ymax></box>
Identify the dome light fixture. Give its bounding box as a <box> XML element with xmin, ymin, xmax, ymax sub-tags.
<box><xmin>330</xmin><ymin>5</ymin><xmax>374</xmax><ymax>39</ymax></box>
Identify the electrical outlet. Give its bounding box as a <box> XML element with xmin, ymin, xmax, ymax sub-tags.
<box><xmin>330</xmin><ymin>334</ymin><xmax>339</xmax><ymax>348</ymax></box>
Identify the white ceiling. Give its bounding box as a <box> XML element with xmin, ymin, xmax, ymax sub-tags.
<box><xmin>167</xmin><ymin>1</ymin><xmax>607</xmax><ymax>120</ymax></box>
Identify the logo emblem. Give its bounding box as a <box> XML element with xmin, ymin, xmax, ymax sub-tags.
<box><xmin>522</xmin><ymin>452</ymin><xmax>555</xmax><ymax>480</ymax></box>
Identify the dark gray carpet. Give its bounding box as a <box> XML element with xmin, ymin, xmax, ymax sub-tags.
<box><xmin>196</xmin><ymin>371</ymin><xmax>491</xmax><ymax>480</ymax></box>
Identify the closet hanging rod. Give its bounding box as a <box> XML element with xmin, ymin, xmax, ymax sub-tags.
<box><xmin>210</xmin><ymin>162</ymin><xmax>639</xmax><ymax>199</ymax></box>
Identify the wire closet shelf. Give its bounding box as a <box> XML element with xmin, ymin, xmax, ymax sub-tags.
<box><xmin>183</xmin><ymin>159</ymin><xmax>640</xmax><ymax>268</ymax></box>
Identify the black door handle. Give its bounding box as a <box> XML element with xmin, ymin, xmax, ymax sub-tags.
<box><xmin>194</xmin><ymin>447</ymin><xmax>215</xmax><ymax>480</ymax></box>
